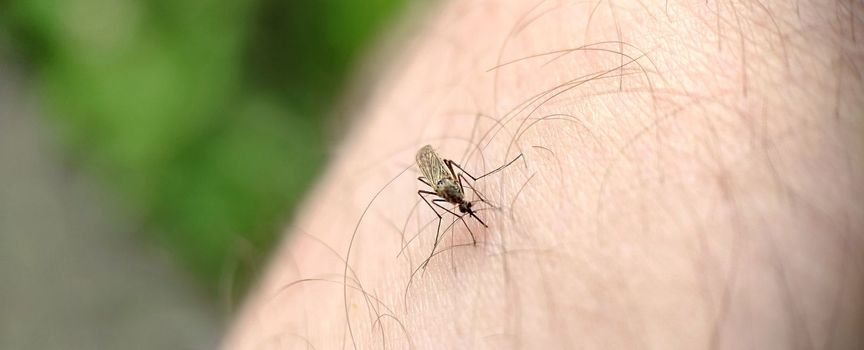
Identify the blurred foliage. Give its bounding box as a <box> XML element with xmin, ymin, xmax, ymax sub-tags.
<box><xmin>2</xmin><ymin>0</ymin><xmax>405</xmax><ymax>298</ymax></box>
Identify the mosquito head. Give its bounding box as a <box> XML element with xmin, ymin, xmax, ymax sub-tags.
<box><xmin>458</xmin><ymin>201</ymin><xmax>473</xmax><ymax>214</ymax></box>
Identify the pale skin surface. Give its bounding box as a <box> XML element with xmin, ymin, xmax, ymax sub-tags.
<box><xmin>226</xmin><ymin>0</ymin><xmax>864</xmax><ymax>349</ymax></box>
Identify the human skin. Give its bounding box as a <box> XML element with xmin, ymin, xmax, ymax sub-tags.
<box><xmin>226</xmin><ymin>0</ymin><xmax>864</xmax><ymax>349</ymax></box>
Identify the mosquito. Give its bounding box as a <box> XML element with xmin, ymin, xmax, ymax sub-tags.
<box><xmin>415</xmin><ymin>144</ymin><xmax>522</xmax><ymax>267</ymax></box>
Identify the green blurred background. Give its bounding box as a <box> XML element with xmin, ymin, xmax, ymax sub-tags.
<box><xmin>2</xmin><ymin>0</ymin><xmax>405</xmax><ymax>295</ymax></box>
<box><xmin>1</xmin><ymin>2</ymin><xmax>410</xmax><ymax>346</ymax></box>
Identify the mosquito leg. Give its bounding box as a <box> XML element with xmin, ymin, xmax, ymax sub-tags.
<box><xmin>446</xmin><ymin>153</ymin><xmax>523</xmax><ymax>182</ymax></box>
<box><xmin>419</xmin><ymin>199</ymin><xmax>485</xmax><ymax>268</ymax></box>
<box><xmin>418</xmin><ymin>199</ymin><xmax>459</xmax><ymax>269</ymax></box>
<box><xmin>417</xmin><ymin>176</ymin><xmax>432</xmax><ymax>187</ymax></box>
<box><xmin>418</xmin><ymin>190</ymin><xmax>444</xmax><ymax>266</ymax></box>
<box><xmin>458</xmin><ymin>173</ymin><xmax>491</xmax><ymax>206</ymax></box>
<box><xmin>433</xmin><ymin>200</ymin><xmax>477</xmax><ymax>245</ymax></box>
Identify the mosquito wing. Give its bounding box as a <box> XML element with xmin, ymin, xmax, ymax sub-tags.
<box><xmin>416</xmin><ymin>145</ymin><xmax>452</xmax><ymax>186</ymax></box>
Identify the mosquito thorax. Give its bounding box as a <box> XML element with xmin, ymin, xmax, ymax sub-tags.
<box><xmin>434</xmin><ymin>179</ymin><xmax>460</xmax><ymax>200</ymax></box>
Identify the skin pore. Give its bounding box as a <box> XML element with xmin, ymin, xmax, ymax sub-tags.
<box><xmin>226</xmin><ymin>0</ymin><xmax>864</xmax><ymax>349</ymax></box>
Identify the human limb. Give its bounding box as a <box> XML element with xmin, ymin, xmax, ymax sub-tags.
<box><xmin>227</xmin><ymin>0</ymin><xmax>864</xmax><ymax>348</ymax></box>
